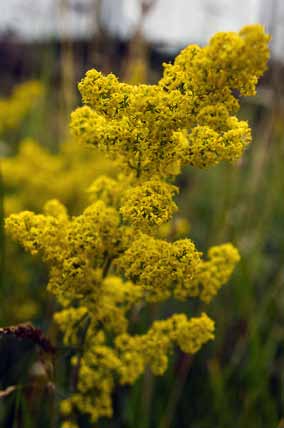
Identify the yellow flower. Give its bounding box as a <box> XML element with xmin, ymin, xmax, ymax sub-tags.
<box><xmin>120</xmin><ymin>179</ymin><xmax>178</xmax><ymax>230</ymax></box>
<box><xmin>5</xmin><ymin>25</ymin><xmax>269</xmax><ymax>424</ymax></box>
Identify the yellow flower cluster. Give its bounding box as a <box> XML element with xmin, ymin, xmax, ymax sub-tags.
<box><xmin>3</xmin><ymin>138</ymin><xmax>114</xmax><ymax>215</ymax></box>
<box><xmin>115</xmin><ymin>312</ymin><xmax>214</xmax><ymax>381</ymax></box>
<box><xmin>6</xmin><ymin>199</ymin><xmax>122</xmax><ymax>303</ymax></box>
<box><xmin>87</xmin><ymin>175</ymin><xmax>124</xmax><ymax>207</ymax></box>
<box><xmin>0</xmin><ymin>81</ymin><xmax>43</xmax><ymax>135</ymax></box>
<box><xmin>59</xmin><ymin>312</ymin><xmax>214</xmax><ymax>422</ymax></box>
<box><xmin>116</xmin><ymin>234</ymin><xmax>201</xmax><ymax>301</ymax></box>
<box><xmin>2</xmin><ymin>137</ymin><xmax>115</xmax><ymax>324</ymax></box>
<box><xmin>194</xmin><ymin>243</ymin><xmax>241</xmax><ymax>303</ymax></box>
<box><xmin>120</xmin><ymin>179</ymin><xmax>178</xmax><ymax>230</ymax></box>
<box><xmin>5</xmin><ymin>24</ymin><xmax>269</xmax><ymax>425</ymax></box>
<box><xmin>71</xmin><ymin>24</ymin><xmax>269</xmax><ymax>178</ymax></box>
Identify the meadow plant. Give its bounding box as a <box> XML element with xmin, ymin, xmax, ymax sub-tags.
<box><xmin>0</xmin><ymin>81</ymin><xmax>42</xmax><ymax>325</ymax></box>
<box><xmin>5</xmin><ymin>25</ymin><xmax>269</xmax><ymax>425</ymax></box>
<box><xmin>0</xmin><ymin>81</ymin><xmax>43</xmax><ymax>136</ymax></box>
<box><xmin>3</xmin><ymin>138</ymin><xmax>114</xmax><ymax>215</ymax></box>
<box><xmin>2</xmin><ymin>138</ymin><xmax>115</xmax><ymax>323</ymax></box>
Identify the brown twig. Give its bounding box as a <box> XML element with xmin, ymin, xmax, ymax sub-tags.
<box><xmin>0</xmin><ymin>323</ymin><xmax>55</xmax><ymax>354</ymax></box>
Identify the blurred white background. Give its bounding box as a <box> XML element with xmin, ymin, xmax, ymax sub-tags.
<box><xmin>1</xmin><ymin>0</ymin><xmax>283</xmax><ymax>60</ymax></box>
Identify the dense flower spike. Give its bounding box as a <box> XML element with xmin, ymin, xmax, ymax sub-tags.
<box><xmin>71</xmin><ymin>24</ymin><xmax>269</xmax><ymax>178</ymax></box>
<box><xmin>120</xmin><ymin>179</ymin><xmax>178</xmax><ymax>230</ymax></box>
<box><xmin>5</xmin><ymin>24</ymin><xmax>269</xmax><ymax>425</ymax></box>
<box><xmin>116</xmin><ymin>234</ymin><xmax>202</xmax><ymax>301</ymax></box>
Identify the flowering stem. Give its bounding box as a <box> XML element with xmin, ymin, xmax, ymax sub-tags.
<box><xmin>71</xmin><ymin>255</ymin><xmax>112</xmax><ymax>391</ymax></box>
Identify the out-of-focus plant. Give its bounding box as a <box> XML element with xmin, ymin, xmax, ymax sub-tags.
<box><xmin>5</xmin><ymin>24</ymin><xmax>269</xmax><ymax>427</ymax></box>
<box><xmin>0</xmin><ymin>81</ymin><xmax>42</xmax><ymax>327</ymax></box>
<box><xmin>0</xmin><ymin>79</ymin><xmax>114</xmax><ymax>325</ymax></box>
<box><xmin>3</xmin><ymin>138</ymin><xmax>114</xmax><ymax>216</ymax></box>
<box><xmin>0</xmin><ymin>81</ymin><xmax>43</xmax><ymax>138</ymax></box>
<box><xmin>2</xmin><ymin>136</ymin><xmax>115</xmax><ymax>325</ymax></box>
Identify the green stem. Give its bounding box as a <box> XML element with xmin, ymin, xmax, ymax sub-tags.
<box><xmin>71</xmin><ymin>315</ymin><xmax>91</xmax><ymax>392</ymax></box>
<box><xmin>103</xmin><ymin>256</ymin><xmax>112</xmax><ymax>278</ymax></box>
<box><xmin>139</xmin><ymin>303</ymin><xmax>160</xmax><ymax>428</ymax></box>
<box><xmin>140</xmin><ymin>368</ymin><xmax>154</xmax><ymax>428</ymax></box>
<box><xmin>159</xmin><ymin>355</ymin><xmax>193</xmax><ymax>428</ymax></box>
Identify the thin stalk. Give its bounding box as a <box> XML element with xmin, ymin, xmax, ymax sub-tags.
<box><xmin>71</xmin><ymin>315</ymin><xmax>91</xmax><ymax>392</ymax></box>
<box><xmin>103</xmin><ymin>256</ymin><xmax>113</xmax><ymax>278</ymax></box>
<box><xmin>140</xmin><ymin>368</ymin><xmax>154</xmax><ymax>428</ymax></box>
<box><xmin>139</xmin><ymin>303</ymin><xmax>160</xmax><ymax>428</ymax></box>
<box><xmin>159</xmin><ymin>355</ymin><xmax>193</xmax><ymax>428</ymax></box>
